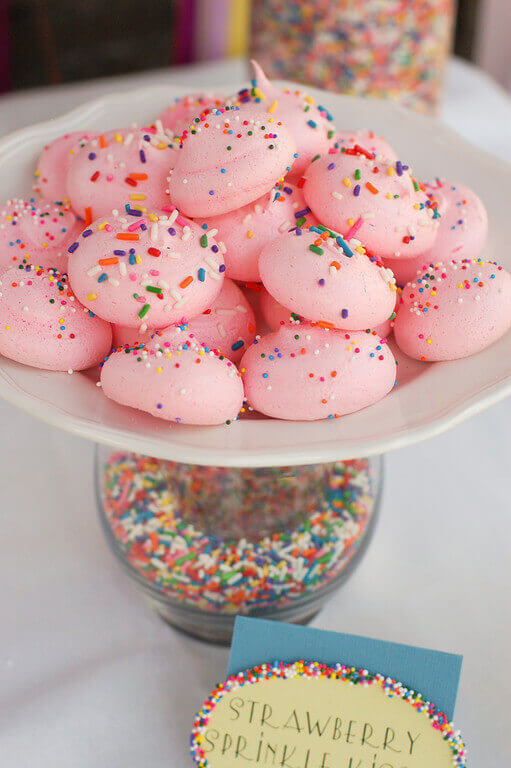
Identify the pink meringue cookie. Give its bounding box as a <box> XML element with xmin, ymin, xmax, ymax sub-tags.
<box><xmin>241</xmin><ymin>323</ymin><xmax>396</xmax><ymax>421</ymax></box>
<box><xmin>382</xmin><ymin>254</ymin><xmax>433</xmax><ymax>287</ymax></box>
<box><xmin>394</xmin><ymin>259</ymin><xmax>511</xmax><ymax>361</ymax></box>
<box><xmin>242</xmin><ymin>60</ymin><xmax>335</xmax><ymax>179</ymax></box>
<box><xmin>0</xmin><ymin>264</ymin><xmax>112</xmax><ymax>371</ymax></box>
<box><xmin>259</xmin><ymin>287</ymin><xmax>394</xmax><ymax>338</ymax></box>
<box><xmin>0</xmin><ymin>198</ymin><xmax>82</xmax><ymax>275</ymax></box>
<box><xmin>112</xmin><ymin>278</ymin><xmax>256</xmax><ymax>363</ymax></box>
<box><xmin>66</xmin><ymin>127</ymin><xmax>176</xmax><ymax>220</ymax></box>
<box><xmin>101</xmin><ymin>325</ymin><xmax>244</xmax><ymax>425</ymax></box>
<box><xmin>421</xmin><ymin>180</ymin><xmax>488</xmax><ymax>262</ymax></box>
<box><xmin>258</xmin><ymin>227</ymin><xmax>396</xmax><ymax>330</ymax></box>
<box><xmin>167</xmin><ymin>103</ymin><xmax>297</xmax><ymax>217</ymax></box>
<box><xmin>158</xmin><ymin>93</ymin><xmax>225</xmax><ymax>137</ymax></box>
<box><xmin>195</xmin><ymin>182</ymin><xmax>317</xmax><ymax>282</ymax></box>
<box><xmin>67</xmin><ymin>208</ymin><xmax>224</xmax><ymax>329</ymax></box>
<box><xmin>303</xmin><ymin>150</ymin><xmax>438</xmax><ymax>258</ymax></box>
<box><xmin>35</xmin><ymin>131</ymin><xmax>96</xmax><ymax>203</ymax></box>
<box><xmin>334</xmin><ymin>130</ymin><xmax>398</xmax><ymax>163</ymax></box>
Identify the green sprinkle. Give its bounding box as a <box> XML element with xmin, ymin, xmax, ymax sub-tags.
<box><xmin>327</xmin><ymin>130</ymin><xmax>334</xmax><ymax>139</ymax></box>
<box><xmin>146</xmin><ymin>286</ymin><xmax>162</xmax><ymax>294</ymax></box>
<box><xmin>390</xmin><ymin>311</ymin><xmax>397</xmax><ymax>320</ymax></box>
<box><xmin>413</xmin><ymin>181</ymin><xmax>419</xmax><ymax>192</ymax></box>
<box><xmin>311</xmin><ymin>154</ymin><xmax>320</xmax><ymax>162</ymax></box>
<box><xmin>138</xmin><ymin>304</ymin><xmax>150</xmax><ymax>319</ymax></box>
<box><xmin>309</xmin><ymin>244</ymin><xmax>324</xmax><ymax>255</ymax></box>
<box><xmin>354</xmin><ymin>169</ymin><xmax>361</xmax><ymax>180</ymax></box>
<box><xmin>200</xmin><ymin>234</ymin><xmax>208</xmax><ymax>248</ymax></box>
<box><xmin>296</xmin><ymin>216</ymin><xmax>306</xmax><ymax>227</ymax></box>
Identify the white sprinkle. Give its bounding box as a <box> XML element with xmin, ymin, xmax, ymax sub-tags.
<box><xmin>331</xmin><ymin>191</ymin><xmax>343</xmax><ymax>200</ymax></box>
<box><xmin>87</xmin><ymin>266</ymin><xmax>101</xmax><ymax>277</ymax></box>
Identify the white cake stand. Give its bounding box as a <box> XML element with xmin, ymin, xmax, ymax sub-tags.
<box><xmin>0</xmin><ymin>83</ymin><xmax>509</xmax><ymax>466</ymax></box>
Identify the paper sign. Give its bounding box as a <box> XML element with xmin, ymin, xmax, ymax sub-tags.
<box><xmin>190</xmin><ymin>661</ymin><xmax>466</xmax><ymax>767</ymax></box>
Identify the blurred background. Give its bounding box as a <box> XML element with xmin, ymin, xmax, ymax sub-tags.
<box><xmin>1</xmin><ymin>0</ymin><xmax>511</xmax><ymax>107</ymax></box>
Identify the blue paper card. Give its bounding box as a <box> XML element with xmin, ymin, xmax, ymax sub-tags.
<box><xmin>228</xmin><ymin>617</ymin><xmax>462</xmax><ymax>720</ymax></box>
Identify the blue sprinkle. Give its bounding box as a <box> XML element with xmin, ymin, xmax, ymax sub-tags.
<box><xmin>129</xmin><ymin>254</ymin><xmax>136</xmax><ymax>265</ymax></box>
<box><xmin>307</xmin><ymin>120</ymin><xmax>317</xmax><ymax>128</ymax></box>
<box><xmin>98</xmin><ymin>273</ymin><xmax>107</xmax><ymax>283</ymax></box>
<box><xmin>318</xmin><ymin>278</ymin><xmax>325</xmax><ymax>285</ymax></box>
<box><xmin>88</xmin><ymin>152</ymin><xmax>96</xmax><ymax>160</ymax></box>
<box><xmin>198</xmin><ymin>268</ymin><xmax>206</xmax><ymax>282</ymax></box>
<box><xmin>82</xmin><ymin>229</ymin><xmax>93</xmax><ymax>238</ymax></box>
<box><xmin>209</xmin><ymin>190</ymin><xmax>215</xmax><ymax>195</ymax></box>
<box><xmin>341</xmin><ymin>308</ymin><xmax>349</xmax><ymax>319</ymax></box>
<box><xmin>231</xmin><ymin>340</ymin><xmax>244</xmax><ymax>351</ymax></box>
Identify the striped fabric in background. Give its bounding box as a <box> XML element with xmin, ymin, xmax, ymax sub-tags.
<box><xmin>175</xmin><ymin>0</ymin><xmax>251</xmax><ymax>64</ymax></box>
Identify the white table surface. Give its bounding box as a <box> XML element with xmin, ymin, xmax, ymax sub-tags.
<box><xmin>0</xmin><ymin>57</ymin><xmax>510</xmax><ymax>767</ymax></box>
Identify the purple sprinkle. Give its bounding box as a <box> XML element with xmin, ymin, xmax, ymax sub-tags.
<box><xmin>139</xmin><ymin>149</ymin><xmax>146</xmax><ymax>163</ymax></box>
<box><xmin>113</xmin><ymin>250</ymin><xmax>126</xmax><ymax>256</ymax></box>
<box><xmin>88</xmin><ymin>152</ymin><xmax>96</xmax><ymax>160</ymax></box>
<box><xmin>219</xmin><ymin>264</ymin><xmax>226</xmax><ymax>273</ymax></box>
<box><xmin>126</xmin><ymin>208</ymin><xmax>142</xmax><ymax>217</ymax></box>
<box><xmin>341</xmin><ymin>308</ymin><xmax>349</xmax><ymax>319</ymax></box>
<box><xmin>353</xmin><ymin>184</ymin><xmax>361</xmax><ymax>197</ymax></box>
<box><xmin>318</xmin><ymin>278</ymin><xmax>325</xmax><ymax>285</ymax></box>
<box><xmin>168</xmin><ymin>227</ymin><xmax>176</xmax><ymax>235</ymax></box>
<box><xmin>211</xmin><ymin>244</ymin><xmax>219</xmax><ymax>253</ymax></box>
<box><xmin>68</xmin><ymin>242</ymin><xmax>79</xmax><ymax>253</ymax></box>
<box><xmin>82</xmin><ymin>229</ymin><xmax>93</xmax><ymax>238</ymax></box>
<box><xmin>327</xmin><ymin>162</ymin><xmax>335</xmax><ymax>170</ymax></box>
<box><xmin>396</xmin><ymin>161</ymin><xmax>403</xmax><ymax>176</ymax></box>
<box><xmin>402</xmin><ymin>164</ymin><xmax>409</xmax><ymax>171</ymax></box>
<box><xmin>283</xmin><ymin>186</ymin><xmax>292</xmax><ymax>194</ymax></box>
<box><xmin>140</xmin><ymin>223</ymin><xmax>147</xmax><ymax>231</ymax></box>
<box><xmin>294</xmin><ymin>207</ymin><xmax>311</xmax><ymax>219</ymax></box>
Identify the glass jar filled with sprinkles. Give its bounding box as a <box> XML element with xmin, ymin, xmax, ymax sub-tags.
<box><xmin>250</xmin><ymin>0</ymin><xmax>455</xmax><ymax>114</ymax></box>
<box><xmin>96</xmin><ymin>448</ymin><xmax>382</xmax><ymax>643</ymax></box>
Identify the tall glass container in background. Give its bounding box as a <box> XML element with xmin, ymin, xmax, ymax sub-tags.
<box><xmin>250</xmin><ymin>0</ymin><xmax>456</xmax><ymax>113</ymax></box>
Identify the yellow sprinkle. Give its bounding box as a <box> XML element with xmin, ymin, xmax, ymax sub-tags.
<box><xmin>304</xmin><ymin>96</ymin><xmax>314</xmax><ymax>105</ymax></box>
<box><xmin>386</xmin><ymin>192</ymin><xmax>392</xmax><ymax>199</ymax></box>
<box><xmin>387</xmin><ymin>167</ymin><xmax>395</xmax><ymax>176</ymax></box>
<box><xmin>268</xmin><ymin>100</ymin><xmax>278</xmax><ymax>113</ymax></box>
<box><xmin>148</xmin><ymin>213</ymin><xmax>159</xmax><ymax>222</ymax></box>
<box><xmin>5</xmin><ymin>325</ymin><xmax>10</xmax><ymax>330</ymax></box>
<box><xmin>86</xmin><ymin>293</ymin><xmax>97</xmax><ymax>301</ymax></box>
<box><xmin>98</xmin><ymin>222</ymin><xmax>107</xmax><ymax>230</ymax></box>
<box><xmin>355</xmin><ymin>246</ymin><xmax>365</xmax><ymax>254</ymax></box>
<box><xmin>114</xmin><ymin>133</ymin><xmax>123</xmax><ymax>143</ymax></box>
<box><xmin>247</xmin><ymin>230</ymin><xmax>254</xmax><ymax>239</ymax></box>
<box><xmin>59</xmin><ymin>318</ymin><xmax>64</xmax><ymax>324</ymax></box>
<box><xmin>426</xmin><ymin>339</ymin><xmax>432</xmax><ymax>344</ymax></box>
<box><xmin>253</xmin><ymin>87</ymin><xmax>266</xmax><ymax>101</ymax></box>
<box><xmin>343</xmin><ymin>177</ymin><xmax>352</xmax><ymax>188</ymax></box>
<box><xmin>157</xmin><ymin>142</ymin><xmax>167</xmax><ymax>150</ymax></box>
<box><xmin>34</xmin><ymin>171</ymin><xmax>40</xmax><ymax>177</ymax></box>
<box><xmin>129</xmin><ymin>194</ymin><xmax>146</xmax><ymax>201</ymax></box>
<box><xmin>135</xmin><ymin>255</ymin><xmax>142</xmax><ymax>264</ymax></box>
<box><xmin>348</xmin><ymin>218</ymin><xmax>355</xmax><ymax>226</ymax></box>
<box><xmin>156</xmin><ymin>366</ymin><xmax>162</xmax><ymax>373</ymax></box>
<box><xmin>42</xmin><ymin>242</ymin><xmax>48</xmax><ymax>248</ymax></box>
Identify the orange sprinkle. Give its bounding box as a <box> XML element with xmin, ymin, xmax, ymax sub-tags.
<box><xmin>99</xmin><ymin>257</ymin><xmax>119</xmax><ymax>266</ymax></box>
<box><xmin>317</xmin><ymin>321</ymin><xmax>334</xmax><ymax>330</ymax></box>
<box><xmin>365</xmin><ymin>182</ymin><xmax>379</xmax><ymax>194</ymax></box>
<box><xmin>99</xmin><ymin>135</ymin><xmax>106</xmax><ymax>148</ymax></box>
<box><xmin>116</xmin><ymin>233</ymin><xmax>139</xmax><ymax>241</ymax></box>
<box><xmin>330</xmin><ymin>261</ymin><xmax>341</xmax><ymax>270</ymax></box>
<box><xmin>85</xmin><ymin>207</ymin><xmax>93</xmax><ymax>226</ymax></box>
<box><xmin>129</xmin><ymin>173</ymin><xmax>148</xmax><ymax>181</ymax></box>
<box><xmin>180</xmin><ymin>275</ymin><xmax>193</xmax><ymax>289</ymax></box>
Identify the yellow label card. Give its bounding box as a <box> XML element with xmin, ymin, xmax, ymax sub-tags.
<box><xmin>191</xmin><ymin>662</ymin><xmax>466</xmax><ymax>767</ymax></box>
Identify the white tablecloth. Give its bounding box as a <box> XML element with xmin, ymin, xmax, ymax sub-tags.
<box><xmin>0</xmin><ymin>58</ymin><xmax>510</xmax><ymax>767</ymax></box>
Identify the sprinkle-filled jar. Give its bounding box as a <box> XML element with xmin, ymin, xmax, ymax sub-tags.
<box><xmin>250</xmin><ymin>0</ymin><xmax>455</xmax><ymax>114</ymax></box>
<box><xmin>96</xmin><ymin>448</ymin><xmax>382</xmax><ymax>642</ymax></box>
